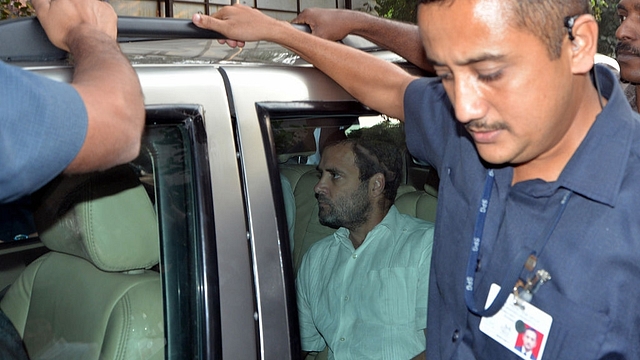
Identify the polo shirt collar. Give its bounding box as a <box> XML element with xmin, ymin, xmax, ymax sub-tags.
<box><xmin>558</xmin><ymin>65</ymin><xmax>636</xmax><ymax>207</ymax></box>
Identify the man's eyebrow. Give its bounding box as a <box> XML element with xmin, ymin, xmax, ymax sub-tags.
<box><xmin>617</xmin><ymin>3</ymin><xmax>640</xmax><ymax>11</ymax></box>
<box><xmin>427</xmin><ymin>52</ymin><xmax>506</xmax><ymax>68</ymax></box>
<box><xmin>319</xmin><ymin>166</ymin><xmax>343</xmax><ymax>176</ymax></box>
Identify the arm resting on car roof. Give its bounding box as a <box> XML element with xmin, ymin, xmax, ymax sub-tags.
<box><xmin>33</xmin><ymin>0</ymin><xmax>145</xmax><ymax>173</ymax></box>
<box><xmin>292</xmin><ymin>8</ymin><xmax>433</xmax><ymax>73</ymax></box>
<box><xmin>192</xmin><ymin>4</ymin><xmax>416</xmax><ymax>121</ymax></box>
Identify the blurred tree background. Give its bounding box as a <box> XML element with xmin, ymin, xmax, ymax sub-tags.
<box><xmin>1</xmin><ymin>0</ymin><xmax>34</xmax><ymax>20</ymax></box>
<box><xmin>595</xmin><ymin>0</ymin><xmax>619</xmax><ymax>56</ymax></box>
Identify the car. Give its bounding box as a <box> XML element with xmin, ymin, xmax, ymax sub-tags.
<box><xmin>0</xmin><ymin>15</ymin><xmax>439</xmax><ymax>360</ymax></box>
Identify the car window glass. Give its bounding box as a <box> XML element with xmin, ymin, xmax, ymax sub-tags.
<box><xmin>0</xmin><ymin>198</ymin><xmax>36</xmax><ymax>243</ymax></box>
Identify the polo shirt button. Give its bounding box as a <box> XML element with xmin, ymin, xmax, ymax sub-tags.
<box><xmin>452</xmin><ymin>330</ymin><xmax>460</xmax><ymax>342</ymax></box>
<box><xmin>340</xmin><ymin>337</ymin><xmax>345</xmax><ymax>342</ymax></box>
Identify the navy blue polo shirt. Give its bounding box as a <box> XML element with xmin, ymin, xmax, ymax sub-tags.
<box><xmin>405</xmin><ymin>65</ymin><xmax>640</xmax><ymax>359</ymax></box>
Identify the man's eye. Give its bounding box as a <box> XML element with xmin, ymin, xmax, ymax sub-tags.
<box><xmin>478</xmin><ymin>70</ymin><xmax>503</xmax><ymax>83</ymax></box>
<box><xmin>619</xmin><ymin>15</ymin><xmax>627</xmax><ymax>23</ymax></box>
<box><xmin>437</xmin><ymin>72</ymin><xmax>453</xmax><ymax>81</ymax></box>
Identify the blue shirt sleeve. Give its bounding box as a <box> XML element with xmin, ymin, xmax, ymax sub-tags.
<box><xmin>0</xmin><ymin>61</ymin><xmax>88</xmax><ymax>203</ymax></box>
<box><xmin>403</xmin><ymin>77</ymin><xmax>458</xmax><ymax>172</ymax></box>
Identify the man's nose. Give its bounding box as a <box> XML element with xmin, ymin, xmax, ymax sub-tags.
<box><xmin>314</xmin><ymin>177</ymin><xmax>326</xmax><ymax>195</ymax></box>
<box><xmin>450</xmin><ymin>76</ymin><xmax>489</xmax><ymax>124</ymax></box>
<box><xmin>617</xmin><ymin>17</ymin><xmax>638</xmax><ymax>42</ymax></box>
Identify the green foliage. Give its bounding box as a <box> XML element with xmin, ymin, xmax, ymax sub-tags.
<box><xmin>347</xmin><ymin>120</ymin><xmax>406</xmax><ymax>150</ymax></box>
<box><xmin>595</xmin><ymin>0</ymin><xmax>619</xmax><ymax>57</ymax></box>
<box><xmin>0</xmin><ymin>0</ymin><xmax>34</xmax><ymax>20</ymax></box>
<box><xmin>358</xmin><ymin>0</ymin><xmax>380</xmax><ymax>16</ymax></box>
<box><xmin>376</xmin><ymin>0</ymin><xmax>419</xmax><ymax>23</ymax></box>
<box><xmin>591</xmin><ymin>0</ymin><xmax>609</xmax><ymax>21</ymax></box>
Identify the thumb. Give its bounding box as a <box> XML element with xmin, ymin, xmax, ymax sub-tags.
<box><xmin>192</xmin><ymin>13</ymin><xmax>219</xmax><ymax>31</ymax></box>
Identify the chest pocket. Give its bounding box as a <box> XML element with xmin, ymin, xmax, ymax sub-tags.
<box><xmin>530</xmin><ymin>287</ymin><xmax>610</xmax><ymax>358</ymax></box>
<box><xmin>359</xmin><ymin>267</ymin><xmax>418</xmax><ymax>326</ymax></box>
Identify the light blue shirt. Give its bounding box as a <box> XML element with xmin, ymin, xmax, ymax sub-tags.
<box><xmin>0</xmin><ymin>61</ymin><xmax>87</xmax><ymax>203</ymax></box>
<box><xmin>297</xmin><ymin>205</ymin><xmax>434</xmax><ymax>359</ymax></box>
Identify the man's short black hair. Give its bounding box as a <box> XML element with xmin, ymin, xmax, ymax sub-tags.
<box><xmin>419</xmin><ymin>0</ymin><xmax>591</xmax><ymax>59</ymax></box>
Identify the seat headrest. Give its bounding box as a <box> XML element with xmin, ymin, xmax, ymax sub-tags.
<box><xmin>33</xmin><ymin>165</ymin><xmax>159</xmax><ymax>272</ymax></box>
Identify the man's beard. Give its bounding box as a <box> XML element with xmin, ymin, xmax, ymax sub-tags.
<box><xmin>317</xmin><ymin>182</ymin><xmax>371</xmax><ymax>229</ymax></box>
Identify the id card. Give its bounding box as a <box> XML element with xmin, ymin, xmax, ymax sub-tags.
<box><xmin>479</xmin><ymin>283</ymin><xmax>552</xmax><ymax>360</ymax></box>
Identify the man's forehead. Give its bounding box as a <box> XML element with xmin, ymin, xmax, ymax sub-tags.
<box><xmin>419</xmin><ymin>0</ymin><xmax>514</xmax><ymax>64</ymax></box>
<box><xmin>320</xmin><ymin>144</ymin><xmax>356</xmax><ymax>168</ymax></box>
<box><xmin>419</xmin><ymin>0</ymin><xmax>512</xmax><ymax>24</ymax></box>
<box><xmin>473</xmin><ymin>0</ymin><xmax>509</xmax><ymax>24</ymax></box>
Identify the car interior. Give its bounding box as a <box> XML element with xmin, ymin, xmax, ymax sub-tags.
<box><xmin>0</xmin><ymin>109</ymin><xmax>439</xmax><ymax>360</ymax></box>
<box><xmin>274</xmin><ymin>114</ymin><xmax>438</xmax><ymax>360</ymax></box>
<box><xmin>1</xmin><ymin>165</ymin><xmax>164</xmax><ymax>359</ymax></box>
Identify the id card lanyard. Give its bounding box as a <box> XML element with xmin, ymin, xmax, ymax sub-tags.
<box><xmin>464</xmin><ymin>170</ymin><xmax>572</xmax><ymax>317</ymax></box>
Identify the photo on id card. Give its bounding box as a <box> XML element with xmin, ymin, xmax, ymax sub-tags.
<box><xmin>479</xmin><ymin>283</ymin><xmax>552</xmax><ymax>360</ymax></box>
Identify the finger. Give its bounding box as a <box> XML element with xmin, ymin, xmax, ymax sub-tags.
<box><xmin>192</xmin><ymin>13</ymin><xmax>224</xmax><ymax>31</ymax></box>
<box><xmin>291</xmin><ymin>14</ymin><xmax>304</xmax><ymax>24</ymax></box>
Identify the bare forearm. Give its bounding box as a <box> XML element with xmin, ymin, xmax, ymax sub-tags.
<box><xmin>293</xmin><ymin>8</ymin><xmax>432</xmax><ymax>72</ymax></box>
<box><xmin>269</xmin><ymin>21</ymin><xmax>415</xmax><ymax>120</ymax></box>
<box><xmin>343</xmin><ymin>12</ymin><xmax>432</xmax><ymax>72</ymax></box>
<box><xmin>65</xmin><ymin>26</ymin><xmax>144</xmax><ymax>173</ymax></box>
<box><xmin>193</xmin><ymin>6</ymin><xmax>415</xmax><ymax>120</ymax></box>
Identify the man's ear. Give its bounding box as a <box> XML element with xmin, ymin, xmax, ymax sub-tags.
<box><xmin>567</xmin><ymin>14</ymin><xmax>598</xmax><ymax>75</ymax></box>
<box><xmin>369</xmin><ymin>173</ymin><xmax>386</xmax><ymax>197</ymax></box>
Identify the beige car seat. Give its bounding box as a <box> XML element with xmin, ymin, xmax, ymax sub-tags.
<box><xmin>0</xmin><ymin>166</ymin><xmax>164</xmax><ymax>360</ymax></box>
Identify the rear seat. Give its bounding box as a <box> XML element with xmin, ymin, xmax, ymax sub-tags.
<box><xmin>279</xmin><ymin>164</ymin><xmax>438</xmax><ymax>273</ymax></box>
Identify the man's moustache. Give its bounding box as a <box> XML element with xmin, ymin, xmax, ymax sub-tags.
<box><xmin>465</xmin><ymin>120</ymin><xmax>505</xmax><ymax>132</ymax></box>
<box><xmin>317</xmin><ymin>194</ymin><xmax>330</xmax><ymax>205</ymax></box>
<box><xmin>616</xmin><ymin>42</ymin><xmax>640</xmax><ymax>57</ymax></box>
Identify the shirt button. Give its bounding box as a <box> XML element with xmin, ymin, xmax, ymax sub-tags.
<box><xmin>452</xmin><ymin>330</ymin><xmax>460</xmax><ymax>342</ymax></box>
<box><xmin>340</xmin><ymin>337</ymin><xmax>345</xmax><ymax>342</ymax></box>
<box><xmin>344</xmin><ymin>296</ymin><xmax>349</xmax><ymax>301</ymax></box>
<box><xmin>352</xmin><ymin>254</ymin><xmax>357</xmax><ymax>259</ymax></box>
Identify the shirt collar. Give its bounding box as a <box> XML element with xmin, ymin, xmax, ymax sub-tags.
<box><xmin>334</xmin><ymin>205</ymin><xmax>401</xmax><ymax>250</ymax></box>
<box><xmin>558</xmin><ymin>65</ymin><xmax>638</xmax><ymax>206</ymax></box>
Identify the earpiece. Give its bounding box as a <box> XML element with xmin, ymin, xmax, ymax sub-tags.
<box><xmin>564</xmin><ymin>15</ymin><xmax>580</xmax><ymax>41</ymax></box>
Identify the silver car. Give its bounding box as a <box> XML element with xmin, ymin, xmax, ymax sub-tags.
<box><xmin>0</xmin><ymin>16</ymin><xmax>438</xmax><ymax>359</ymax></box>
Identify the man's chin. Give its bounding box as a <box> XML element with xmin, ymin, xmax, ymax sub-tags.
<box><xmin>319</xmin><ymin>218</ymin><xmax>341</xmax><ymax>229</ymax></box>
<box><xmin>618</xmin><ymin>64</ymin><xmax>640</xmax><ymax>85</ymax></box>
<box><xmin>318</xmin><ymin>213</ymin><xmax>341</xmax><ymax>229</ymax></box>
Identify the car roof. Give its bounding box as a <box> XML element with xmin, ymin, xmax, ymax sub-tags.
<box><xmin>0</xmin><ymin>16</ymin><xmax>407</xmax><ymax>67</ymax></box>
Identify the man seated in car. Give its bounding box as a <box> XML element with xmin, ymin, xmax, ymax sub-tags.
<box><xmin>296</xmin><ymin>136</ymin><xmax>434</xmax><ymax>359</ymax></box>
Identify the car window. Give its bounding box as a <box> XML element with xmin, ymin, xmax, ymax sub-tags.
<box><xmin>0</xmin><ymin>106</ymin><xmax>218</xmax><ymax>359</ymax></box>
<box><xmin>0</xmin><ymin>198</ymin><xmax>37</xmax><ymax>243</ymax></box>
<box><xmin>137</xmin><ymin>106</ymin><xmax>220</xmax><ymax>359</ymax></box>
<box><xmin>273</xmin><ymin>114</ymin><xmax>402</xmax><ymax>166</ymax></box>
